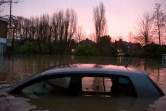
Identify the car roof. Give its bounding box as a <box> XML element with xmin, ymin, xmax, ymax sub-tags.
<box><xmin>38</xmin><ymin>64</ymin><xmax>149</xmax><ymax>77</ymax></box>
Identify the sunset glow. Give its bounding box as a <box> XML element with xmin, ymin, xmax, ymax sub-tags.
<box><xmin>1</xmin><ymin>0</ymin><xmax>166</xmax><ymax>41</ymax></box>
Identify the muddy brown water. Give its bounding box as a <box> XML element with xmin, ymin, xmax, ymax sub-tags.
<box><xmin>0</xmin><ymin>55</ymin><xmax>166</xmax><ymax>111</ymax></box>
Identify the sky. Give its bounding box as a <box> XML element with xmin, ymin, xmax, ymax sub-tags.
<box><xmin>1</xmin><ymin>0</ymin><xmax>166</xmax><ymax>41</ymax></box>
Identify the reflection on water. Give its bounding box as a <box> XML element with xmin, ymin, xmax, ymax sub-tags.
<box><xmin>0</xmin><ymin>95</ymin><xmax>158</xmax><ymax>111</ymax></box>
<box><xmin>0</xmin><ymin>55</ymin><xmax>166</xmax><ymax>111</ymax></box>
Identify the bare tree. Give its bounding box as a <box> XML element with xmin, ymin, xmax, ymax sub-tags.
<box><xmin>16</xmin><ymin>16</ymin><xmax>24</xmax><ymax>40</ymax></box>
<box><xmin>34</xmin><ymin>17</ymin><xmax>40</xmax><ymax>40</ymax></box>
<box><xmin>25</xmin><ymin>18</ymin><xmax>30</xmax><ymax>42</ymax></box>
<box><xmin>2</xmin><ymin>6</ymin><xmax>77</xmax><ymax>54</ymax></box>
<box><xmin>93</xmin><ymin>2</ymin><xmax>107</xmax><ymax>44</ymax></box>
<box><xmin>134</xmin><ymin>12</ymin><xmax>154</xmax><ymax>45</ymax></box>
<box><xmin>52</xmin><ymin>12</ymin><xmax>58</xmax><ymax>42</ymax></box>
<box><xmin>89</xmin><ymin>30</ymin><xmax>96</xmax><ymax>42</ymax></box>
<box><xmin>117</xmin><ymin>35</ymin><xmax>123</xmax><ymax>40</ymax></box>
<box><xmin>153</xmin><ymin>3</ymin><xmax>166</xmax><ymax>45</ymax></box>
<box><xmin>74</xmin><ymin>26</ymin><xmax>85</xmax><ymax>43</ymax></box>
<box><xmin>51</xmin><ymin>9</ymin><xmax>77</xmax><ymax>42</ymax></box>
<box><xmin>41</xmin><ymin>14</ymin><xmax>49</xmax><ymax>43</ymax></box>
<box><xmin>127</xmin><ymin>32</ymin><xmax>135</xmax><ymax>43</ymax></box>
<box><xmin>29</xmin><ymin>16</ymin><xmax>35</xmax><ymax>40</ymax></box>
<box><xmin>52</xmin><ymin>10</ymin><xmax>64</xmax><ymax>42</ymax></box>
<box><xmin>0</xmin><ymin>0</ymin><xmax>20</xmax><ymax>12</ymax></box>
<box><xmin>0</xmin><ymin>0</ymin><xmax>19</xmax><ymax>5</ymax></box>
<box><xmin>64</xmin><ymin>8</ymin><xmax>70</xmax><ymax>42</ymax></box>
<box><xmin>56</xmin><ymin>10</ymin><xmax>64</xmax><ymax>42</ymax></box>
<box><xmin>51</xmin><ymin>9</ymin><xmax>77</xmax><ymax>54</ymax></box>
<box><xmin>68</xmin><ymin>9</ymin><xmax>77</xmax><ymax>41</ymax></box>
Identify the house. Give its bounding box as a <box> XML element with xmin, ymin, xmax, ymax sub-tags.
<box><xmin>116</xmin><ymin>39</ymin><xmax>131</xmax><ymax>56</ymax></box>
<box><xmin>0</xmin><ymin>18</ymin><xmax>8</xmax><ymax>55</ymax></box>
<box><xmin>115</xmin><ymin>39</ymin><xmax>142</xmax><ymax>56</ymax></box>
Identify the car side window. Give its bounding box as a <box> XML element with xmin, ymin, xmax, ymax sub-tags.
<box><xmin>82</xmin><ymin>77</ymin><xmax>113</xmax><ymax>97</ymax></box>
<box><xmin>81</xmin><ymin>76</ymin><xmax>136</xmax><ymax>97</ymax></box>
<box><xmin>118</xmin><ymin>77</ymin><xmax>137</xmax><ymax>97</ymax></box>
<box><xmin>22</xmin><ymin>77</ymin><xmax>71</xmax><ymax>96</ymax></box>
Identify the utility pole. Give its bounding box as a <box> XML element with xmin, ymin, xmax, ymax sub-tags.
<box><xmin>10</xmin><ymin>0</ymin><xmax>12</xmax><ymax>28</ymax></box>
<box><xmin>7</xmin><ymin>0</ymin><xmax>12</xmax><ymax>57</ymax></box>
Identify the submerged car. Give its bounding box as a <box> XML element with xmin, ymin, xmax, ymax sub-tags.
<box><xmin>0</xmin><ymin>64</ymin><xmax>165</xmax><ymax>111</ymax></box>
<box><xmin>7</xmin><ymin>64</ymin><xmax>164</xmax><ymax>98</ymax></box>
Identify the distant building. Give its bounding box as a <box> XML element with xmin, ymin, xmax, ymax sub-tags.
<box><xmin>0</xmin><ymin>18</ymin><xmax>8</xmax><ymax>55</ymax></box>
<box><xmin>116</xmin><ymin>39</ymin><xmax>131</xmax><ymax>56</ymax></box>
<box><xmin>79</xmin><ymin>38</ymin><xmax>96</xmax><ymax>45</ymax></box>
<box><xmin>115</xmin><ymin>39</ymin><xmax>142</xmax><ymax>56</ymax></box>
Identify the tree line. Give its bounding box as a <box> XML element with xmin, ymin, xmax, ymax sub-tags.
<box><xmin>4</xmin><ymin>8</ymin><xmax>78</xmax><ymax>54</ymax></box>
<box><xmin>1</xmin><ymin>2</ymin><xmax>166</xmax><ymax>57</ymax></box>
<box><xmin>2</xmin><ymin>2</ymin><xmax>109</xmax><ymax>55</ymax></box>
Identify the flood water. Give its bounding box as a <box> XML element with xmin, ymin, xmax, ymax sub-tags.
<box><xmin>0</xmin><ymin>55</ymin><xmax>166</xmax><ymax>111</ymax></box>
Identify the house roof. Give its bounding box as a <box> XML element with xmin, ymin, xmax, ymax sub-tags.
<box><xmin>0</xmin><ymin>38</ymin><xmax>7</xmax><ymax>44</ymax></box>
<box><xmin>0</xmin><ymin>17</ymin><xmax>8</xmax><ymax>23</ymax></box>
<box><xmin>79</xmin><ymin>38</ymin><xmax>95</xmax><ymax>44</ymax></box>
<box><xmin>117</xmin><ymin>40</ymin><xmax>130</xmax><ymax>46</ymax></box>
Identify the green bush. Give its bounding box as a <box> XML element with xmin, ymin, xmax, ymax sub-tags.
<box><xmin>141</xmin><ymin>43</ymin><xmax>166</xmax><ymax>58</ymax></box>
<box><xmin>19</xmin><ymin>42</ymin><xmax>40</xmax><ymax>54</ymax></box>
<box><xmin>98</xmin><ymin>46</ymin><xmax>113</xmax><ymax>56</ymax></box>
<box><xmin>41</xmin><ymin>43</ymin><xmax>54</xmax><ymax>54</ymax></box>
<box><xmin>74</xmin><ymin>44</ymin><xmax>99</xmax><ymax>56</ymax></box>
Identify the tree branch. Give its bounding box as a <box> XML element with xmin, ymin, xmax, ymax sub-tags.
<box><xmin>0</xmin><ymin>0</ymin><xmax>20</xmax><ymax>5</ymax></box>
